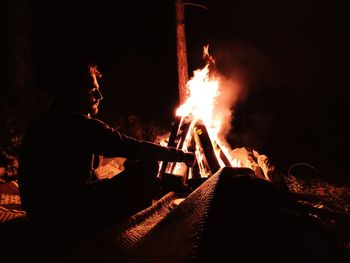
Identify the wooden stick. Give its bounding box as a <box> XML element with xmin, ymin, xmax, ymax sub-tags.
<box><xmin>158</xmin><ymin>115</ymin><xmax>182</xmax><ymax>178</ymax></box>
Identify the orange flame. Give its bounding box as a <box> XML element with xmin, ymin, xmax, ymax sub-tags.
<box><xmin>173</xmin><ymin>46</ymin><xmax>242</xmax><ymax>177</ymax></box>
<box><xmin>165</xmin><ymin>45</ymin><xmax>272</xmax><ymax>181</ymax></box>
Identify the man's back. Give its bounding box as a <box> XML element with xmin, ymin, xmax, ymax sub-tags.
<box><xmin>18</xmin><ymin>109</ymin><xmax>95</xmax><ymax>216</ymax></box>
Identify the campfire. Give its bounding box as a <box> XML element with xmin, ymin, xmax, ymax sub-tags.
<box><xmin>158</xmin><ymin>45</ymin><xmax>274</xmax><ymax>189</ymax></box>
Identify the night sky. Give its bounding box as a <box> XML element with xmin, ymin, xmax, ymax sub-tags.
<box><xmin>2</xmin><ymin>0</ymin><xmax>346</xmax><ymax>178</ymax></box>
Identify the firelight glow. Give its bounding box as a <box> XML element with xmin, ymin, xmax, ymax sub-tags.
<box><xmin>175</xmin><ymin>47</ymin><xmax>241</xmax><ymax>176</ymax></box>
<box><xmin>176</xmin><ymin>64</ymin><xmax>221</xmax><ymax>139</ymax></box>
<box><xmin>158</xmin><ymin>46</ymin><xmax>272</xmax><ymax>181</ymax></box>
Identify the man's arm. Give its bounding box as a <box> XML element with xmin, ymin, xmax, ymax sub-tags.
<box><xmin>85</xmin><ymin>116</ymin><xmax>195</xmax><ymax>164</ymax></box>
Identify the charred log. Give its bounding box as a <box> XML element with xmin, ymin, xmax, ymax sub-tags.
<box><xmin>164</xmin><ymin>116</ymin><xmax>192</xmax><ymax>176</ymax></box>
<box><xmin>213</xmin><ymin>141</ymin><xmax>232</xmax><ymax>167</ymax></box>
<box><xmin>158</xmin><ymin>115</ymin><xmax>182</xmax><ymax>179</ymax></box>
<box><xmin>193</xmin><ymin>121</ymin><xmax>221</xmax><ymax>175</ymax></box>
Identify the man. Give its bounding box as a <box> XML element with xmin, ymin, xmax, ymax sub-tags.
<box><xmin>17</xmin><ymin>59</ymin><xmax>195</xmax><ymax>242</ymax></box>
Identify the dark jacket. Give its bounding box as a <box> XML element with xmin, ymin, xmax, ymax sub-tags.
<box><xmin>18</xmin><ymin>107</ymin><xmax>186</xmax><ymax>216</ymax></box>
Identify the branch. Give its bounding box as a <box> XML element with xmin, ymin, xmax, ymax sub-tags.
<box><xmin>184</xmin><ymin>3</ymin><xmax>210</xmax><ymax>11</ymax></box>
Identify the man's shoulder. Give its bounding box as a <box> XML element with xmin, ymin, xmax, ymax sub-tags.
<box><xmin>91</xmin><ymin>118</ymin><xmax>113</xmax><ymax>132</ymax></box>
<box><xmin>73</xmin><ymin>113</ymin><xmax>112</xmax><ymax>130</ymax></box>
<box><xmin>27</xmin><ymin>111</ymin><xmax>96</xmax><ymax>129</ymax></box>
<box><xmin>70</xmin><ymin>112</ymin><xmax>90</xmax><ymax>120</ymax></box>
<box><xmin>27</xmin><ymin>111</ymin><xmax>112</xmax><ymax>136</ymax></box>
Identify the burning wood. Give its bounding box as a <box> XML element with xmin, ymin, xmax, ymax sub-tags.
<box><xmin>158</xmin><ymin>45</ymin><xmax>275</xmax><ymax>190</ymax></box>
<box><xmin>158</xmin><ymin>115</ymin><xmax>182</xmax><ymax>179</ymax></box>
<box><xmin>228</xmin><ymin>147</ymin><xmax>274</xmax><ymax>181</ymax></box>
<box><xmin>158</xmin><ymin>115</ymin><xmax>192</xmax><ymax>179</ymax></box>
<box><xmin>192</xmin><ymin>121</ymin><xmax>221</xmax><ymax>175</ymax></box>
<box><xmin>158</xmin><ymin>116</ymin><xmax>234</xmax><ymax>184</ymax></box>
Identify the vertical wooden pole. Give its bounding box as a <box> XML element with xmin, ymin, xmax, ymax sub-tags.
<box><xmin>175</xmin><ymin>0</ymin><xmax>189</xmax><ymax>105</ymax></box>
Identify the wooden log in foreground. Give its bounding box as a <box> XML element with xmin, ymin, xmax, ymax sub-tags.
<box><xmin>126</xmin><ymin>166</ymin><xmax>346</xmax><ymax>262</ymax></box>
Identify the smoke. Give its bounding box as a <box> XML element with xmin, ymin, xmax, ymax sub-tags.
<box><xmin>209</xmin><ymin>40</ymin><xmax>274</xmax><ymax>150</ymax></box>
<box><xmin>213</xmin><ymin>72</ymin><xmax>242</xmax><ymax>140</ymax></box>
<box><xmin>213</xmin><ymin>39</ymin><xmax>272</xmax><ymax>94</ymax></box>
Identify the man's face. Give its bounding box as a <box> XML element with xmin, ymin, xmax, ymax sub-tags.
<box><xmin>74</xmin><ymin>72</ymin><xmax>103</xmax><ymax>116</ymax></box>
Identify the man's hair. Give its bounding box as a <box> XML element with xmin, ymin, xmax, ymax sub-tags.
<box><xmin>46</xmin><ymin>56</ymin><xmax>102</xmax><ymax>97</ymax></box>
<box><xmin>89</xmin><ymin>64</ymin><xmax>102</xmax><ymax>79</ymax></box>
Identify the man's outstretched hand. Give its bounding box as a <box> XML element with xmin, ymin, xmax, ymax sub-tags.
<box><xmin>183</xmin><ymin>152</ymin><xmax>196</xmax><ymax>167</ymax></box>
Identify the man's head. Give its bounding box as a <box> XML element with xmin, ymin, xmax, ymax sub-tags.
<box><xmin>73</xmin><ymin>64</ymin><xmax>103</xmax><ymax>116</ymax></box>
<box><xmin>52</xmin><ymin>59</ymin><xmax>104</xmax><ymax>116</ymax></box>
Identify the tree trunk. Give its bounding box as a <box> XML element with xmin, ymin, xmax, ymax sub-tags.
<box><xmin>175</xmin><ymin>0</ymin><xmax>189</xmax><ymax>105</ymax></box>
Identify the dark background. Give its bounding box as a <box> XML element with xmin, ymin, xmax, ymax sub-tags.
<box><xmin>1</xmin><ymin>0</ymin><xmax>346</xmax><ymax>179</ymax></box>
